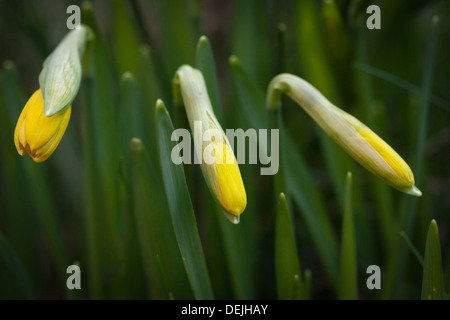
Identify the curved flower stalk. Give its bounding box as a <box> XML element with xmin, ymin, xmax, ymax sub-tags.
<box><xmin>173</xmin><ymin>65</ymin><xmax>247</xmax><ymax>223</ymax></box>
<box><xmin>267</xmin><ymin>73</ymin><xmax>421</xmax><ymax>197</ymax></box>
<box><xmin>14</xmin><ymin>25</ymin><xmax>93</xmax><ymax>162</ymax></box>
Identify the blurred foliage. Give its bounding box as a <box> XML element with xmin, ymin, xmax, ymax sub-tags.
<box><xmin>0</xmin><ymin>0</ymin><xmax>449</xmax><ymax>300</ymax></box>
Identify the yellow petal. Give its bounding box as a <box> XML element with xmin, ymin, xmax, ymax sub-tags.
<box><xmin>213</xmin><ymin>142</ymin><xmax>247</xmax><ymax>216</ymax></box>
<box><xmin>14</xmin><ymin>89</ymin><xmax>71</xmax><ymax>162</ymax></box>
<box><xmin>358</xmin><ymin>126</ymin><xmax>414</xmax><ymax>188</ymax></box>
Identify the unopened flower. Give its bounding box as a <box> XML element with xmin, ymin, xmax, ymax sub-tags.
<box><xmin>211</xmin><ymin>141</ymin><xmax>247</xmax><ymax>217</ymax></box>
<box><xmin>267</xmin><ymin>73</ymin><xmax>421</xmax><ymax>196</ymax></box>
<box><xmin>14</xmin><ymin>24</ymin><xmax>92</xmax><ymax>162</ymax></box>
<box><xmin>174</xmin><ymin>65</ymin><xmax>247</xmax><ymax>222</ymax></box>
<box><xmin>14</xmin><ymin>89</ymin><xmax>71</xmax><ymax>163</ymax></box>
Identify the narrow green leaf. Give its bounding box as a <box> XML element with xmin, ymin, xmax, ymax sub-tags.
<box><xmin>421</xmin><ymin>220</ymin><xmax>444</xmax><ymax>300</ymax></box>
<box><xmin>284</xmin><ymin>133</ymin><xmax>340</xmax><ymax>288</ymax></box>
<box><xmin>322</xmin><ymin>0</ymin><xmax>350</xmax><ymax>76</ymax></box>
<box><xmin>354</xmin><ymin>62</ymin><xmax>450</xmax><ymax>112</ymax></box>
<box><xmin>130</xmin><ymin>138</ymin><xmax>193</xmax><ymax>300</ymax></box>
<box><xmin>215</xmin><ymin>205</ymin><xmax>257</xmax><ymax>299</ymax></box>
<box><xmin>111</xmin><ymin>0</ymin><xmax>141</xmax><ymax>75</ymax></box>
<box><xmin>156</xmin><ymin>0</ymin><xmax>198</xmax><ymax>77</ymax></box>
<box><xmin>196</xmin><ymin>35</ymin><xmax>222</xmax><ymax>121</ymax></box>
<box><xmin>269</xmin><ymin>107</ymin><xmax>291</xmax><ymax>216</ymax></box>
<box><xmin>118</xmin><ymin>72</ymin><xmax>147</xmax><ymax>299</ymax></box>
<box><xmin>129</xmin><ymin>138</ymin><xmax>166</xmax><ymax>299</ymax></box>
<box><xmin>80</xmin><ymin>76</ymin><xmax>104</xmax><ymax>299</ymax></box>
<box><xmin>119</xmin><ymin>73</ymin><xmax>144</xmax><ymax>157</ymax></box>
<box><xmin>82</xmin><ymin>2</ymin><xmax>124</xmax><ymax>297</ymax></box>
<box><xmin>339</xmin><ymin>172</ymin><xmax>358</xmax><ymax>300</ymax></box>
<box><xmin>399</xmin><ymin>231</ymin><xmax>424</xmax><ymax>267</ymax></box>
<box><xmin>228</xmin><ymin>56</ymin><xmax>267</xmax><ymax>129</ymax></box>
<box><xmin>230</xmin><ymin>0</ymin><xmax>270</xmax><ymax>85</ymax></box>
<box><xmin>295</xmin><ymin>0</ymin><xmax>339</xmax><ymax>100</ymax></box>
<box><xmin>199</xmin><ymin>181</ymin><xmax>234</xmax><ymax>299</ymax></box>
<box><xmin>275</xmin><ymin>193</ymin><xmax>303</xmax><ymax>300</ymax></box>
<box><xmin>156</xmin><ymin>100</ymin><xmax>214</xmax><ymax>299</ymax></box>
<box><xmin>137</xmin><ymin>44</ymin><xmax>165</xmax><ymax>147</ymax></box>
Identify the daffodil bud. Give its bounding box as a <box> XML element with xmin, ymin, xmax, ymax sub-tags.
<box><xmin>39</xmin><ymin>24</ymin><xmax>93</xmax><ymax>116</ymax></box>
<box><xmin>174</xmin><ymin>65</ymin><xmax>247</xmax><ymax>223</ymax></box>
<box><xmin>267</xmin><ymin>73</ymin><xmax>421</xmax><ymax>197</ymax></box>
<box><xmin>14</xmin><ymin>89</ymin><xmax>71</xmax><ymax>163</ymax></box>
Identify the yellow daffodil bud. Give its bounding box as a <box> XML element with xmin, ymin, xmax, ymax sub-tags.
<box><xmin>39</xmin><ymin>24</ymin><xmax>93</xmax><ymax>116</ymax></box>
<box><xmin>212</xmin><ymin>141</ymin><xmax>247</xmax><ymax>217</ymax></box>
<box><xmin>14</xmin><ymin>89</ymin><xmax>71</xmax><ymax>163</ymax></box>
<box><xmin>267</xmin><ymin>73</ymin><xmax>421</xmax><ymax>196</ymax></box>
<box><xmin>174</xmin><ymin>65</ymin><xmax>247</xmax><ymax>223</ymax></box>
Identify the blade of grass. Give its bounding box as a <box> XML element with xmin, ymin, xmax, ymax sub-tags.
<box><xmin>137</xmin><ymin>44</ymin><xmax>165</xmax><ymax>147</ymax></box>
<box><xmin>82</xmin><ymin>2</ymin><xmax>125</xmax><ymax>297</ymax></box>
<box><xmin>230</xmin><ymin>0</ymin><xmax>270</xmax><ymax>86</ymax></box>
<box><xmin>268</xmin><ymin>98</ymin><xmax>292</xmax><ymax>216</ymax></box>
<box><xmin>111</xmin><ymin>0</ymin><xmax>141</xmax><ymax>76</ymax></box>
<box><xmin>156</xmin><ymin>100</ymin><xmax>214</xmax><ymax>299</ymax></box>
<box><xmin>199</xmin><ymin>181</ymin><xmax>234</xmax><ymax>299</ymax></box>
<box><xmin>216</xmin><ymin>204</ymin><xmax>257</xmax><ymax>299</ymax></box>
<box><xmin>80</xmin><ymin>75</ymin><xmax>104</xmax><ymax>299</ymax></box>
<box><xmin>130</xmin><ymin>138</ymin><xmax>193</xmax><ymax>299</ymax></box>
<box><xmin>275</xmin><ymin>193</ymin><xmax>304</xmax><ymax>300</ymax></box>
<box><xmin>322</xmin><ymin>0</ymin><xmax>351</xmax><ymax>92</ymax></box>
<box><xmin>354</xmin><ymin>62</ymin><xmax>450</xmax><ymax>112</ymax></box>
<box><xmin>129</xmin><ymin>139</ymin><xmax>166</xmax><ymax>299</ymax></box>
<box><xmin>155</xmin><ymin>0</ymin><xmax>199</xmax><ymax>78</ymax></box>
<box><xmin>421</xmin><ymin>220</ymin><xmax>444</xmax><ymax>300</ymax></box>
<box><xmin>118</xmin><ymin>73</ymin><xmax>147</xmax><ymax>299</ymax></box>
<box><xmin>399</xmin><ymin>231</ymin><xmax>424</xmax><ymax>267</ymax></box>
<box><xmin>339</xmin><ymin>172</ymin><xmax>358</xmax><ymax>300</ymax></box>
<box><xmin>119</xmin><ymin>73</ymin><xmax>144</xmax><ymax>157</ymax></box>
<box><xmin>196</xmin><ymin>35</ymin><xmax>223</xmax><ymax>121</ymax></box>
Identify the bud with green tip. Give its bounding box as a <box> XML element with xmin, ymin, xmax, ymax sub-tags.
<box><xmin>173</xmin><ymin>65</ymin><xmax>247</xmax><ymax>223</ymax></box>
<box><xmin>39</xmin><ymin>24</ymin><xmax>93</xmax><ymax>116</ymax></box>
<box><xmin>14</xmin><ymin>24</ymin><xmax>93</xmax><ymax>162</ymax></box>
